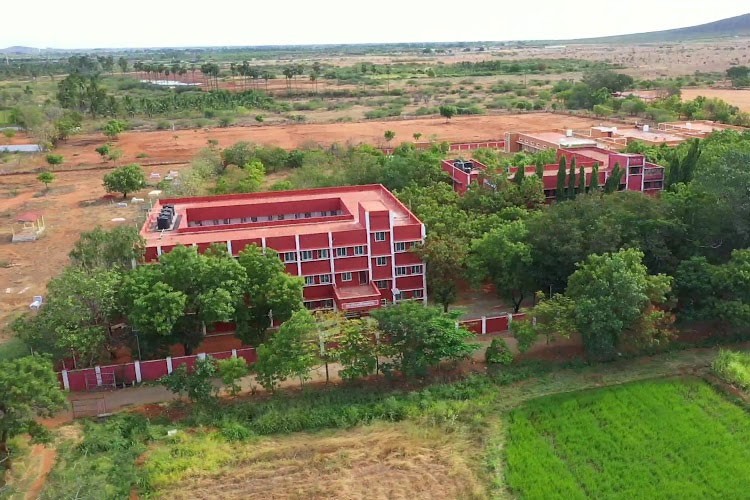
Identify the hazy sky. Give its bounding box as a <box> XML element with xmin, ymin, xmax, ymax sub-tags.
<box><xmin>3</xmin><ymin>0</ymin><xmax>748</xmax><ymax>49</ymax></box>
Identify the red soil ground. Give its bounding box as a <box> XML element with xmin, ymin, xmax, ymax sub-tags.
<box><xmin>49</xmin><ymin>113</ymin><xmax>606</xmax><ymax>168</ymax></box>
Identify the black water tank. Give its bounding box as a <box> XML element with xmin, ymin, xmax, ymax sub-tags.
<box><xmin>157</xmin><ymin>216</ymin><xmax>171</xmax><ymax>230</ymax></box>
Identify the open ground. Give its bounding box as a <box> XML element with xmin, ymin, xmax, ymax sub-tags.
<box><xmin>0</xmin><ymin>113</ymin><xmax>609</xmax><ymax>338</ymax></box>
<box><xmin>681</xmin><ymin>87</ymin><xmax>750</xmax><ymax>112</ymax></box>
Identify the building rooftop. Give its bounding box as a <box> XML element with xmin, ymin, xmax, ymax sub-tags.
<box><xmin>659</xmin><ymin>120</ymin><xmax>743</xmax><ymax>134</ymax></box>
<box><xmin>521</xmin><ymin>131</ymin><xmax>599</xmax><ymax>148</ymax></box>
<box><xmin>141</xmin><ymin>184</ymin><xmax>421</xmax><ymax>248</ymax></box>
<box><xmin>615</xmin><ymin>128</ymin><xmax>685</xmax><ymax>143</ymax></box>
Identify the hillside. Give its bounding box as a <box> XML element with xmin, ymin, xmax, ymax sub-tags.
<box><xmin>566</xmin><ymin>12</ymin><xmax>750</xmax><ymax>44</ymax></box>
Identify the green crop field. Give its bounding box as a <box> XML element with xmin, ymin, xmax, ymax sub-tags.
<box><xmin>505</xmin><ymin>378</ymin><xmax>750</xmax><ymax>499</ymax></box>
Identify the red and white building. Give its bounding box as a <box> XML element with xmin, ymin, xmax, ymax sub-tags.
<box><xmin>140</xmin><ymin>185</ymin><xmax>427</xmax><ymax>316</ymax></box>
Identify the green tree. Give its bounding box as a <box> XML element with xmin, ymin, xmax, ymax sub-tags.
<box><xmin>121</xmin><ymin>245</ymin><xmax>246</xmax><ymax>355</ymax></box>
<box><xmin>0</xmin><ymin>356</ymin><xmax>66</xmax><ymax>472</ymax></box>
<box><xmin>13</xmin><ymin>268</ymin><xmax>121</xmax><ymax>366</ymax></box>
<box><xmin>45</xmin><ymin>154</ymin><xmax>63</xmax><ymax>168</ymax></box>
<box><xmin>415</xmin><ymin>235</ymin><xmax>466</xmax><ymax>312</ymax></box>
<box><xmin>512</xmin><ymin>165</ymin><xmax>526</xmax><ymax>186</ymax></box>
<box><xmin>103</xmin><ymin>164</ymin><xmax>146</xmax><ymax>199</ymax></box>
<box><xmin>253</xmin><ymin>309</ymin><xmax>317</xmax><ymax>391</ymax></box>
<box><xmin>102</xmin><ymin>119</ymin><xmax>126</xmax><ymax>140</ymax></box>
<box><xmin>117</xmin><ymin>56</ymin><xmax>129</xmax><ymax>73</ymax></box>
<box><xmin>567</xmin><ymin>157</ymin><xmax>577</xmax><ymax>200</ymax></box>
<box><xmin>556</xmin><ymin>156</ymin><xmax>567</xmax><ymax>201</ymax></box>
<box><xmin>439</xmin><ymin>105</ymin><xmax>457</xmax><ymax>122</ymax></box>
<box><xmin>37</xmin><ymin>171</ymin><xmax>55</xmax><ymax>191</ymax></box>
<box><xmin>160</xmin><ymin>356</ymin><xmax>218</xmax><ymax>407</ymax></box>
<box><xmin>69</xmin><ymin>226</ymin><xmax>145</xmax><ymax>270</ymax></box>
<box><xmin>95</xmin><ymin>144</ymin><xmax>110</xmax><ymax>162</ymax></box>
<box><xmin>567</xmin><ymin>248</ymin><xmax>673</xmax><ymax>360</ymax></box>
<box><xmin>234</xmin><ymin>245</ymin><xmax>304</xmax><ymax>345</ymax></box>
<box><xmin>603</xmin><ymin>163</ymin><xmax>623</xmax><ymax>194</ymax></box>
<box><xmin>590</xmin><ymin>163</ymin><xmax>600</xmax><ymax>191</ymax></box>
<box><xmin>577</xmin><ymin>164</ymin><xmax>586</xmax><ymax>195</ymax></box>
<box><xmin>384</xmin><ymin>130</ymin><xmax>395</xmax><ymax>145</ymax></box>
<box><xmin>334</xmin><ymin>317</ymin><xmax>380</xmax><ymax>381</ymax></box>
<box><xmin>217</xmin><ymin>357</ymin><xmax>249</xmax><ymax>397</ymax></box>
<box><xmin>468</xmin><ymin>220</ymin><xmax>533</xmax><ymax>313</ymax></box>
<box><xmin>371</xmin><ymin>302</ymin><xmax>477</xmax><ymax>378</ymax></box>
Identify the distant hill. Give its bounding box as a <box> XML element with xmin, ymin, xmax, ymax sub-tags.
<box><xmin>0</xmin><ymin>46</ymin><xmax>42</xmax><ymax>55</ymax></box>
<box><xmin>565</xmin><ymin>13</ymin><xmax>750</xmax><ymax>44</ymax></box>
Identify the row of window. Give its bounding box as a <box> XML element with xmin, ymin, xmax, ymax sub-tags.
<box><xmin>192</xmin><ymin>210</ymin><xmax>344</xmax><ymax>227</ymax></box>
<box><xmin>283</xmin><ymin>246</ymin><xmax>367</xmax><ymax>263</ymax></box>
<box><xmin>304</xmin><ymin>299</ymin><xmax>335</xmax><ymax>310</ymax></box>
<box><xmin>395</xmin><ymin>265</ymin><xmax>424</xmax><ymax>276</ymax></box>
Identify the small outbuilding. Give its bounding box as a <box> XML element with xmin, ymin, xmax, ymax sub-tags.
<box><xmin>11</xmin><ymin>211</ymin><xmax>46</xmax><ymax>242</ymax></box>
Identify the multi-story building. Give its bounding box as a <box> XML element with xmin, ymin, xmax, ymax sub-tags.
<box><xmin>442</xmin><ymin>147</ymin><xmax>664</xmax><ymax>201</ymax></box>
<box><xmin>140</xmin><ymin>185</ymin><xmax>427</xmax><ymax>316</ymax></box>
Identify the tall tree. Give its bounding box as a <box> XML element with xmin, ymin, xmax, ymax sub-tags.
<box><xmin>468</xmin><ymin>220</ymin><xmax>533</xmax><ymax>313</ymax></box>
<box><xmin>567</xmin><ymin>157</ymin><xmax>577</xmax><ymax>200</ymax></box>
<box><xmin>253</xmin><ymin>309</ymin><xmax>317</xmax><ymax>391</ymax></box>
<box><xmin>578</xmin><ymin>164</ymin><xmax>586</xmax><ymax>195</ymax></box>
<box><xmin>69</xmin><ymin>226</ymin><xmax>145</xmax><ymax>270</ymax></box>
<box><xmin>415</xmin><ymin>235</ymin><xmax>467</xmax><ymax>312</ymax></box>
<box><xmin>603</xmin><ymin>163</ymin><xmax>623</xmax><ymax>194</ymax></box>
<box><xmin>234</xmin><ymin>245</ymin><xmax>304</xmax><ymax>345</ymax></box>
<box><xmin>371</xmin><ymin>302</ymin><xmax>476</xmax><ymax>378</ymax></box>
<box><xmin>556</xmin><ymin>156</ymin><xmax>567</xmax><ymax>201</ymax></box>
<box><xmin>590</xmin><ymin>163</ymin><xmax>600</xmax><ymax>191</ymax></box>
<box><xmin>566</xmin><ymin>248</ymin><xmax>673</xmax><ymax>361</ymax></box>
<box><xmin>0</xmin><ymin>356</ymin><xmax>66</xmax><ymax>474</ymax></box>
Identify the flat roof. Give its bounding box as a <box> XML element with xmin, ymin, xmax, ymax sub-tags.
<box><xmin>142</xmin><ymin>184</ymin><xmax>421</xmax><ymax>247</ymax></box>
<box><xmin>616</xmin><ymin>128</ymin><xmax>685</xmax><ymax>143</ymax></box>
<box><xmin>520</xmin><ymin>131</ymin><xmax>598</xmax><ymax>147</ymax></box>
<box><xmin>660</xmin><ymin>121</ymin><xmax>736</xmax><ymax>134</ymax></box>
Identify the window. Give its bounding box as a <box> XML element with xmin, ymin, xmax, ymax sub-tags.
<box><xmin>304</xmin><ymin>276</ymin><xmax>314</xmax><ymax>285</ymax></box>
<box><xmin>395</xmin><ymin>242</ymin><xmax>406</xmax><ymax>252</ymax></box>
<box><xmin>336</xmin><ymin>247</ymin><xmax>348</xmax><ymax>257</ymax></box>
<box><xmin>375</xmin><ymin>280</ymin><xmax>389</xmax><ymax>290</ymax></box>
<box><xmin>251</xmin><ymin>216</ymin><xmax>258</xmax><ymax>223</ymax></box>
<box><xmin>376</xmin><ymin>256</ymin><xmax>388</xmax><ymax>267</ymax></box>
<box><xmin>224</xmin><ymin>218</ymin><xmax>231</xmax><ymax>224</ymax></box>
<box><xmin>283</xmin><ymin>252</ymin><xmax>297</xmax><ymax>263</ymax></box>
<box><xmin>240</xmin><ymin>217</ymin><xmax>247</xmax><ymax>223</ymax></box>
<box><xmin>278</xmin><ymin>214</ymin><xmax>285</xmax><ymax>221</ymax></box>
<box><xmin>342</xmin><ymin>272</ymin><xmax>352</xmax><ymax>282</ymax></box>
<box><xmin>305</xmin><ymin>212</ymin><xmax>312</xmax><ymax>218</ymax></box>
<box><xmin>394</xmin><ymin>291</ymin><xmax>403</xmax><ymax>300</ymax></box>
<box><xmin>301</xmin><ymin>250</ymin><xmax>313</xmax><ymax>261</ymax></box>
<box><xmin>319</xmin><ymin>249</ymin><xmax>330</xmax><ymax>259</ymax></box>
<box><xmin>411</xmin><ymin>265</ymin><xmax>423</xmax><ymax>274</ymax></box>
<box><xmin>381</xmin><ymin>299</ymin><xmax>389</xmax><ymax>306</ymax></box>
<box><xmin>396</xmin><ymin>266</ymin><xmax>406</xmax><ymax>276</ymax></box>
<box><xmin>354</xmin><ymin>245</ymin><xmax>366</xmax><ymax>256</ymax></box>
<box><xmin>213</xmin><ymin>220</ymin><xmax>219</xmax><ymax>225</ymax></box>
<box><xmin>414</xmin><ymin>289</ymin><xmax>424</xmax><ymax>299</ymax></box>
<box><xmin>374</xmin><ymin>231</ymin><xmax>386</xmax><ymax>242</ymax></box>
<box><xmin>320</xmin><ymin>274</ymin><xmax>332</xmax><ymax>284</ymax></box>
<box><xmin>629</xmin><ymin>166</ymin><xmax>642</xmax><ymax>175</ymax></box>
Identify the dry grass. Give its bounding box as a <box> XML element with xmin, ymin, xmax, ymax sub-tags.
<box><xmin>149</xmin><ymin>422</ymin><xmax>485</xmax><ymax>500</ymax></box>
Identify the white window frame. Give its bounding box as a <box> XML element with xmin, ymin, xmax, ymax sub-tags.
<box><xmin>376</xmin><ymin>280</ymin><xmax>389</xmax><ymax>290</ymax></box>
<box><xmin>304</xmin><ymin>276</ymin><xmax>314</xmax><ymax>285</ymax></box>
<box><xmin>376</xmin><ymin>256</ymin><xmax>388</xmax><ymax>267</ymax></box>
<box><xmin>301</xmin><ymin>250</ymin><xmax>313</xmax><ymax>261</ymax></box>
<box><xmin>319</xmin><ymin>249</ymin><xmax>330</xmax><ymax>259</ymax></box>
<box><xmin>394</xmin><ymin>291</ymin><xmax>404</xmax><ymax>301</ymax></box>
<box><xmin>354</xmin><ymin>245</ymin><xmax>366</xmax><ymax>256</ymax></box>
<box><xmin>395</xmin><ymin>242</ymin><xmax>407</xmax><ymax>252</ymax></box>
<box><xmin>374</xmin><ymin>231</ymin><xmax>386</xmax><ymax>242</ymax></box>
<box><xmin>320</xmin><ymin>274</ymin><xmax>332</xmax><ymax>284</ymax></box>
<box><xmin>283</xmin><ymin>252</ymin><xmax>297</xmax><ymax>263</ymax></box>
<box><xmin>336</xmin><ymin>247</ymin><xmax>348</xmax><ymax>257</ymax></box>
<box><xmin>396</xmin><ymin>266</ymin><xmax>406</xmax><ymax>276</ymax></box>
<box><xmin>342</xmin><ymin>272</ymin><xmax>352</xmax><ymax>282</ymax></box>
<box><xmin>414</xmin><ymin>289</ymin><xmax>424</xmax><ymax>299</ymax></box>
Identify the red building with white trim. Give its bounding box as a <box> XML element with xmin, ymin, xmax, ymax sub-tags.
<box><xmin>140</xmin><ymin>185</ymin><xmax>427</xmax><ymax>315</ymax></box>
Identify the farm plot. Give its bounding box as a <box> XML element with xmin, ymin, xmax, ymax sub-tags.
<box><xmin>144</xmin><ymin>422</ymin><xmax>484</xmax><ymax>499</ymax></box>
<box><xmin>505</xmin><ymin>378</ymin><xmax>750</xmax><ymax>499</ymax></box>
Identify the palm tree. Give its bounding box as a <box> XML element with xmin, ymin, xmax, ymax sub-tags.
<box><xmin>282</xmin><ymin>67</ymin><xmax>294</xmax><ymax>92</ymax></box>
<box><xmin>309</xmin><ymin>71</ymin><xmax>318</xmax><ymax>94</ymax></box>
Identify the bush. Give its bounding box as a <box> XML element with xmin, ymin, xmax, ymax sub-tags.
<box><xmin>485</xmin><ymin>338</ymin><xmax>514</xmax><ymax>366</ymax></box>
<box><xmin>712</xmin><ymin>350</ymin><xmax>750</xmax><ymax>390</ymax></box>
<box><xmin>155</xmin><ymin>120</ymin><xmax>171</xmax><ymax>130</ymax></box>
<box><xmin>219</xmin><ymin>420</ymin><xmax>253</xmax><ymax>441</ymax></box>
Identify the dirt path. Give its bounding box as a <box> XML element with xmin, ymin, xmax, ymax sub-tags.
<box><xmin>24</xmin><ymin>445</ymin><xmax>56</xmax><ymax>500</ymax></box>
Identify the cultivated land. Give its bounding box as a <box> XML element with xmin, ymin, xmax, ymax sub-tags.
<box><xmin>0</xmin><ymin>113</ymin><xmax>605</xmax><ymax>337</ymax></box>
<box><xmin>505</xmin><ymin>378</ymin><xmax>750</xmax><ymax>498</ymax></box>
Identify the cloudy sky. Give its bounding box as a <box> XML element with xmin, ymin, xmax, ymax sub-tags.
<box><xmin>2</xmin><ymin>0</ymin><xmax>748</xmax><ymax>49</ymax></box>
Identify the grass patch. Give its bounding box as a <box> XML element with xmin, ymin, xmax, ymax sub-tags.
<box><xmin>712</xmin><ymin>349</ymin><xmax>750</xmax><ymax>389</ymax></box>
<box><xmin>505</xmin><ymin>378</ymin><xmax>750</xmax><ymax>498</ymax></box>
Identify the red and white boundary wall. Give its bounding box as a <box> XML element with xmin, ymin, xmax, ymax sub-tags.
<box><xmin>58</xmin><ymin>313</ymin><xmax>525</xmax><ymax>391</ymax></box>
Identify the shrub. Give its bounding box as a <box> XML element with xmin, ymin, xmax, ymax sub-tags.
<box><xmin>485</xmin><ymin>338</ymin><xmax>514</xmax><ymax>366</ymax></box>
<box><xmin>712</xmin><ymin>350</ymin><xmax>750</xmax><ymax>390</ymax></box>
<box><xmin>155</xmin><ymin>120</ymin><xmax>171</xmax><ymax>130</ymax></box>
<box><xmin>219</xmin><ymin>420</ymin><xmax>253</xmax><ymax>442</ymax></box>
<box><xmin>3</xmin><ymin>129</ymin><xmax>16</xmax><ymax>139</ymax></box>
